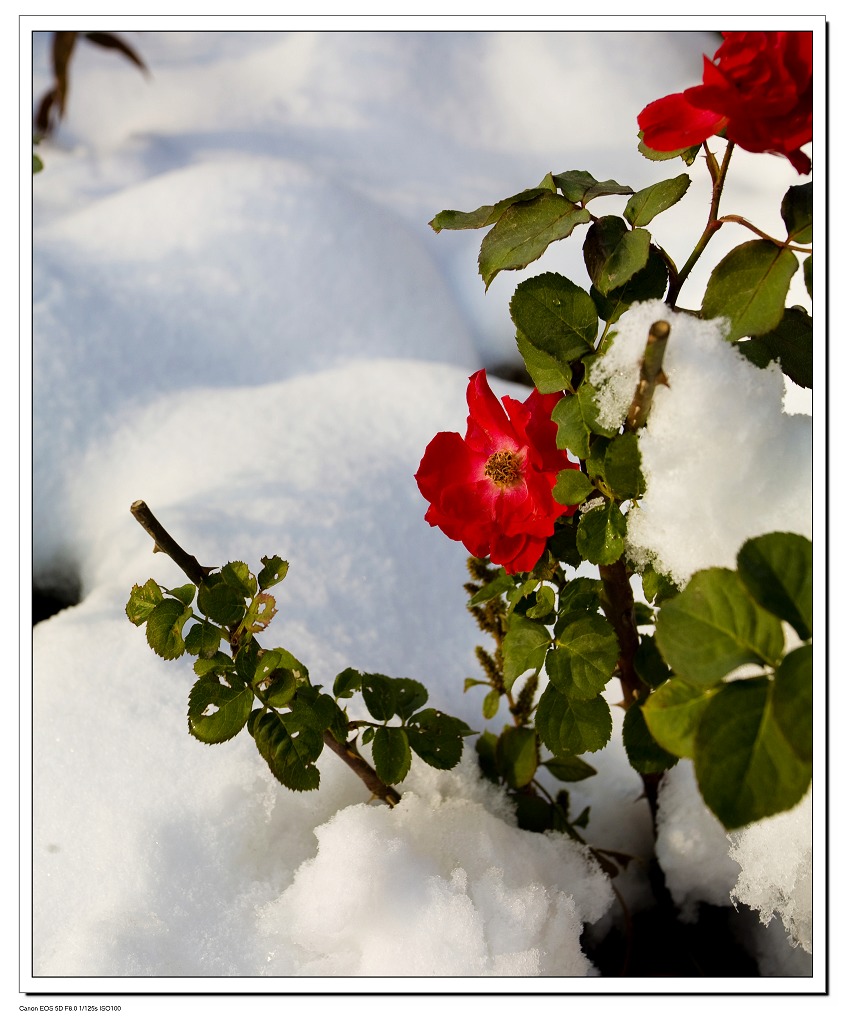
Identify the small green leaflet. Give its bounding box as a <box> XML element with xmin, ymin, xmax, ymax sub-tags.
<box><xmin>188</xmin><ymin>675</ymin><xmax>254</xmax><ymax>744</ymax></box>
<box><xmin>478</xmin><ymin>192</ymin><xmax>591</xmax><ymax>289</ymax></box>
<box><xmin>145</xmin><ymin>598</ymin><xmax>191</xmax><ymax>660</ymax></box>
<box><xmin>501</xmin><ymin>614</ymin><xmax>551</xmax><ymax>691</ymax></box>
<box><xmin>125</xmin><ymin>579</ymin><xmax>164</xmax><ymax>625</ymax></box>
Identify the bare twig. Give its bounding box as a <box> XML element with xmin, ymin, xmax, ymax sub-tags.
<box><xmin>130</xmin><ymin>500</ymin><xmax>214</xmax><ymax>586</ymax></box>
<box><xmin>624</xmin><ymin>320</ymin><xmax>671</xmax><ymax>433</ymax></box>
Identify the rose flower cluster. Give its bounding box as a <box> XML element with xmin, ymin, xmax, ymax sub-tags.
<box><xmin>415</xmin><ymin>370</ymin><xmax>579</xmax><ymax>574</ymax></box>
<box><xmin>638</xmin><ymin>31</ymin><xmax>812</xmax><ymax>174</ymax></box>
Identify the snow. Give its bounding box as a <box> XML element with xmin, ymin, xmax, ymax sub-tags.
<box><xmin>22</xmin><ymin>23</ymin><xmax>823</xmax><ymax>1000</ymax></box>
<box><xmin>590</xmin><ymin>301</ymin><xmax>812</xmax><ymax>585</ymax></box>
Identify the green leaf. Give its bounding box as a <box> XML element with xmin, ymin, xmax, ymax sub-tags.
<box><xmin>372</xmin><ymin>726</ymin><xmax>412</xmax><ymax>785</ymax></box>
<box><xmin>553</xmin><ymin>469</ymin><xmax>594</xmax><ymax>506</ymax></box>
<box><xmin>184</xmin><ymin>620</ymin><xmax>224</xmax><ymax>659</ymax></box>
<box><xmin>167</xmin><ymin>583</ymin><xmax>196</xmax><ymax>606</ymax></box>
<box><xmin>584</xmin><ymin>434</ymin><xmax>610</xmax><ymax>483</ymax></box>
<box><xmin>241</xmin><ymin>592</ymin><xmax>277</xmax><ymax>634</ymax></box>
<box><xmin>253</xmin><ymin>648</ymin><xmax>309</xmax><ymax>702</ymax></box>
<box><xmin>804</xmin><ymin>255</ymin><xmax>812</xmax><ymax>298</ymax></box>
<box><xmin>623</xmin><ymin>699</ymin><xmax>679</xmax><ymax>773</ymax></box>
<box><xmin>516</xmin><ymin>331</ymin><xmax>573</xmax><ymax>393</ymax></box>
<box><xmin>543</xmin><ymin>753</ymin><xmax>597</xmax><ymax>782</ymax></box>
<box><xmin>514</xmin><ymin>793</ymin><xmax>554</xmax><ymax>833</ymax></box>
<box><xmin>603</xmin><ymin>432</ymin><xmax>645</xmax><ymax>501</ymax></box>
<box><xmin>557</xmin><ymin>577</ymin><xmax>603</xmax><ymax>617</ymax></box>
<box><xmin>624</xmin><ymin>174</ymin><xmax>691</xmax><ymax>227</ymax></box>
<box><xmin>126</xmin><ymin>579</ymin><xmax>164</xmax><ymax>625</ymax></box>
<box><xmin>576</xmin><ymin>501</ymin><xmax>627</xmax><ymax>565</ymax></box>
<box><xmin>641</xmin><ymin>675</ymin><xmax>717</xmax><ymax>759</ymax></box>
<box><xmin>478</xmin><ymin>192</ymin><xmax>591</xmax><ymax>289</ymax></box>
<box><xmin>772</xmin><ymin>644</ymin><xmax>812</xmax><ymax>763</ymax></box>
<box><xmin>407</xmin><ymin>708</ymin><xmax>470</xmax><ymax>770</ymax></box>
<box><xmin>145</xmin><ymin>598</ymin><xmax>191</xmax><ymax>661</ymax></box>
<box><xmin>467</xmin><ymin>570</ymin><xmax>513</xmax><ymax>607</ymax></box>
<box><xmin>694</xmin><ymin>675</ymin><xmax>811</xmax><ymax>829</ymax></box>
<box><xmin>535</xmin><ymin>687</ymin><xmax>612</xmax><ymax>756</ymax></box>
<box><xmin>590</xmin><ymin>246</ymin><xmax>668</xmax><ymax>325</ymax></box>
<box><xmin>197</xmin><ymin>574</ymin><xmax>246</xmax><ymax>627</ymax></box>
<box><xmin>551</xmin><ymin>381</ymin><xmax>616</xmax><ymax>460</ymax></box>
<box><xmin>738</xmin><ymin>306</ymin><xmax>812</xmax><ymax>389</ymax></box>
<box><xmin>583</xmin><ymin>216</ymin><xmax>651</xmax><ymax>294</ymax></box>
<box><xmin>188</xmin><ymin>675</ymin><xmax>254</xmax><ymax>744</ymax></box>
<box><xmin>781</xmin><ymin>182</ymin><xmax>812</xmax><ymax>243</ymax></box>
<box><xmin>655</xmin><ymin>568</ymin><xmax>784</xmax><ymax>684</ymax></box>
<box><xmin>251</xmin><ymin>708</ymin><xmax>322</xmax><ymax>792</ymax></box>
<box><xmin>525</xmin><ymin>583</ymin><xmax>557</xmax><ymax>620</ymax></box>
<box><xmin>641</xmin><ymin>565</ymin><xmax>679</xmax><ymax>605</ymax></box>
<box><xmin>361</xmin><ymin>675</ymin><xmax>428</xmax><ymax>723</ymax></box>
<box><xmin>193</xmin><ymin>651</ymin><xmax>235</xmax><ymax>678</ymax></box>
<box><xmin>502</xmin><ymin>614</ymin><xmax>551</xmax><ymax>692</ymax></box>
<box><xmin>700</xmin><ymin>240</ymin><xmax>799</xmax><ymax>341</ymax></box>
<box><xmin>497</xmin><ymin>727</ymin><xmax>538</xmax><ymax>789</ymax></box>
<box><xmin>552</xmin><ymin>170</ymin><xmax>633</xmax><ymax>204</ymax></box>
<box><xmin>548</xmin><ymin>521</ymin><xmax>583</xmax><ymax>570</ymax></box>
<box><xmin>221</xmin><ymin>561</ymin><xmax>257</xmax><ymax>599</ymax></box>
<box><xmin>482</xmin><ymin>689</ymin><xmax>501</xmax><ymax>719</ymax></box>
<box><xmin>475</xmin><ymin>730</ymin><xmax>500</xmax><ymax>782</ymax></box>
<box><xmin>262</xmin><ymin>675</ymin><xmax>299</xmax><ymax>709</ymax></box>
<box><xmin>736</xmin><ymin>532</ymin><xmax>812</xmax><ymax>640</ymax></box>
<box><xmin>429</xmin><ymin>186</ymin><xmax>554</xmax><ymax>232</ymax></box>
<box><xmin>509</xmin><ymin>272</ymin><xmax>597</xmax><ymax>362</ymax></box>
<box><xmin>633</xmin><ymin>634</ymin><xmax>672</xmax><ymax>689</ymax></box>
<box><xmin>637</xmin><ymin>136</ymin><xmax>701</xmax><ymax>165</ymax></box>
<box><xmin>333</xmin><ymin>666</ymin><xmax>363</xmax><ymax>699</ymax></box>
<box><xmin>257</xmin><ymin>555</ymin><xmax>289</xmax><ymax>591</ymax></box>
<box><xmin>548</xmin><ymin>612</ymin><xmax>619</xmax><ymax>699</ymax></box>
<box><xmin>33</xmin><ymin>152</ymin><xmax>44</xmax><ymax>174</ymax></box>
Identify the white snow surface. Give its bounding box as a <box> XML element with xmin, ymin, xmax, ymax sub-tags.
<box><xmin>591</xmin><ymin>301</ymin><xmax>812</xmax><ymax>585</ymax></box>
<box><xmin>27</xmin><ymin>28</ymin><xmax>818</xmax><ymax>988</ymax></box>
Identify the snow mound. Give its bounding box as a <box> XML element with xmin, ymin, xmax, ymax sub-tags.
<box><xmin>729</xmin><ymin>789</ymin><xmax>813</xmax><ymax>953</ymax></box>
<box><xmin>655</xmin><ymin>762</ymin><xmax>739</xmax><ymax>922</ymax></box>
<box><xmin>33</xmin><ymin>156</ymin><xmax>479</xmax><ymax>583</ymax></box>
<box><xmin>259</xmin><ymin>782</ymin><xmax>614</xmax><ymax>976</ymax></box>
<box><xmin>590</xmin><ymin>301</ymin><xmax>811</xmax><ymax>585</ymax></box>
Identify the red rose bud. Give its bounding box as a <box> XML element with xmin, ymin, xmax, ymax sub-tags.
<box><xmin>415</xmin><ymin>370</ymin><xmax>579</xmax><ymax>574</ymax></box>
<box><xmin>638</xmin><ymin>31</ymin><xmax>812</xmax><ymax>174</ymax></box>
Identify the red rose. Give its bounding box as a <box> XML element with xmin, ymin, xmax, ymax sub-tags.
<box><xmin>415</xmin><ymin>370</ymin><xmax>579</xmax><ymax>574</ymax></box>
<box><xmin>638</xmin><ymin>32</ymin><xmax>812</xmax><ymax>174</ymax></box>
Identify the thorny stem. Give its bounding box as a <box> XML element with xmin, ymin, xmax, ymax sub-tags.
<box><xmin>129</xmin><ymin>499</ymin><xmax>402</xmax><ymax>808</ymax></box>
<box><xmin>717</xmin><ymin>213</ymin><xmax>812</xmax><ymax>252</ymax></box>
<box><xmin>598</xmin><ymin>558</ymin><xmax>642</xmax><ymax>711</ymax></box>
<box><xmin>666</xmin><ymin>141</ymin><xmax>734</xmax><ymax>308</ymax></box>
<box><xmin>322</xmin><ymin>732</ymin><xmax>401</xmax><ymax>807</ymax></box>
<box><xmin>130</xmin><ymin>500</ymin><xmax>214</xmax><ymax>586</ymax></box>
<box><xmin>624</xmin><ymin>320</ymin><xmax>670</xmax><ymax>433</ymax></box>
<box><xmin>597</xmin><ymin>317</ymin><xmax>673</xmax><ymax>829</ymax></box>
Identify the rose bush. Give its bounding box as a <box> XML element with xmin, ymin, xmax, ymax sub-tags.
<box><xmin>415</xmin><ymin>370</ymin><xmax>579</xmax><ymax>574</ymax></box>
<box><xmin>638</xmin><ymin>31</ymin><xmax>812</xmax><ymax>173</ymax></box>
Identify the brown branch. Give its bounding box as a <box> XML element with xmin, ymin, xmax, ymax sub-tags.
<box><xmin>599</xmin><ymin>558</ymin><xmax>641</xmax><ymax>709</ymax></box>
<box><xmin>129</xmin><ymin>500</ymin><xmax>401</xmax><ymax>807</ymax></box>
<box><xmin>130</xmin><ymin>500</ymin><xmax>215</xmax><ymax>586</ymax></box>
<box><xmin>624</xmin><ymin>320</ymin><xmax>671</xmax><ymax>433</ymax></box>
<box><xmin>322</xmin><ymin>732</ymin><xmax>401</xmax><ymax>807</ymax></box>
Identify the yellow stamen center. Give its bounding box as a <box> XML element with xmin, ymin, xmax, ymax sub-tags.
<box><xmin>484</xmin><ymin>450</ymin><xmax>522</xmax><ymax>487</ymax></box>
